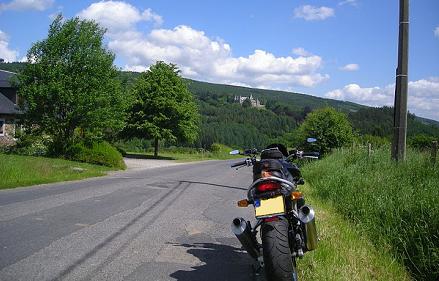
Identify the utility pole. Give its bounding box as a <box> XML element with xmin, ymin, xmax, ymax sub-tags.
<box><xmin>391</xmin><ymin>0</ymin><xmax>409</xmax><ymax>161</ymax></box>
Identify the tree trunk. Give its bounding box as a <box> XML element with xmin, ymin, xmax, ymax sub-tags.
<box><xmin>154</xmin><ymin>137</ymin><xmax>159</xmax><ymax>158</ymax></box>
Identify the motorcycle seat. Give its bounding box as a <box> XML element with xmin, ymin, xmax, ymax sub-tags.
<box><xmin>260</xmin><ymin>148</ymin><xmax>284</xmax><ymax>159</ymax></box>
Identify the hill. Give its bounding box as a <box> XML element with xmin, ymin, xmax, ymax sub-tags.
<box><xmin>184</xmin><ymin>78</ymin><xmax>439</xmax><ymax>147</ymax></box>
<box><xmin>186</xmin><ymin>78</ymin><xmax>364</xmax><ymax>113</ymax></box>
<box><xmin>1</xmin><ymin>63</ymin><xmax>438</xmax><ymax>148</ymax></box>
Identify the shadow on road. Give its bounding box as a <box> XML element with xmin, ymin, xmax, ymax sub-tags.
<box><xmin>50</xmin><ymin>182</ymin><xmax>191</xmax><ymax>281</ymax></box>
<box><xmin>169</xmin><ymin>242</ymin><xmax>254</xmax><ymax>281</ymax></box>
<box><xmin>180</xmin><ymin>180</ymin><xmax>248</xmax><ymax>191</ymax></box>
<box><xmin>124</xmin><ymin>153</ymin><xmax>176</xmax><ymax>160</ymax></box>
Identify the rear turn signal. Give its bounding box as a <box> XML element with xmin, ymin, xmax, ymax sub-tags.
<box><xmin>237</xmin><ymin>199</ymin><xmax>249</xmax><ymax>207</ymax></box>
<box><xmin>291</xmin><ymin>191</ymin><xmax>303</xmax><ymax>200</ymax></box>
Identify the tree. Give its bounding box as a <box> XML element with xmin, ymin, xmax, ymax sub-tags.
<box><xmin>17</xmin><ymin>15</ymin><xmax>126</xmax><ymax>155</ymax></box>
<box><xmin>126</xmin><ymin>61</ymin><xmax>200</xmax><ymax>157</ymax></box>
<box><xmin>298</xmin><ymin>107</ymin><xmax>353</xmax><ymax>154</ymax></box>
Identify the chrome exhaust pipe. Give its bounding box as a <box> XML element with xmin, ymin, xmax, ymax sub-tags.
<box><xmin>298</xmin><ymin>205</ymin><xmax>318</xmax><ymax>251</ymax></box>
<box><xmin>231</xmin><ymin>217</ymin><xmax>260</xmax><ymax>259</ymax></box>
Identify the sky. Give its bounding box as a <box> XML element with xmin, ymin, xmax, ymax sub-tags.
<box><xmin>0</xmin><ymin>0</ymin><xmax>438</xmax><ymax>121</ymax></box>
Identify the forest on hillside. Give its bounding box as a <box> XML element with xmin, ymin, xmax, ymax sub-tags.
<box><xmin>1</xmin><ymin>62</ymin><xmax>439</xmax><ymax>150</ymax></box>
<box><xmin>187</xmin><ymin>82</ymin><xmax>439</xmax><ymax>149</ymax></box>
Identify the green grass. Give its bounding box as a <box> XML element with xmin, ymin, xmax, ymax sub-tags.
<box><xmin>0</xmin><ymin>153</ymin><xmax>113</xmax><ymax>189</ymax></box>
<box><xmin>126</xmin><ymin>143</ymin><xmax>242</xmax><ymax>162</ymax></box>
<box><xmin>301</xmin><ymin>147</ymin><xmax>439</xmax><ymax>280</ymax></box>
<box><xmin>297</xmin><ymin>183</ymin><xmax>410</xmax><ymax>281</ymax></box>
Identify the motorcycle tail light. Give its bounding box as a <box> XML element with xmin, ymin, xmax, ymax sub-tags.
<box><xmin>256</xmin><ymin>181</ymin><xmax>281</xmax><ymax>192</ymax></box>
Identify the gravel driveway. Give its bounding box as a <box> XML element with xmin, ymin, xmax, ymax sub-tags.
<box><xmin>123</xmin><ymin>158</ymin><xmax>186</xmax><ymax>171</ymax></box>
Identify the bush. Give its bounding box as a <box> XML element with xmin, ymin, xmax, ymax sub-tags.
<box><xmin>358</xmin><ymin>134</ymin><xmax>390</xmax><ymax>148</ymax></box>
<box><xmin>113</xmin><ymin>138</ymin><xmax>151</xmax><ymax>153</ymax></box>
<box><xmin>67</xmin><ymin>141</ymin><xmax>126</xmax><ymax>169</ymax></box>
<box><xmin>298</xmin><ymin>107</ymin><xmax>354</xmax><ymax>154</ymax></box>
<box><xmin>408</xmin><ymin>134</ymin><xmax>437</xmax><ymax>151</ymax></box>
<box><xmin>160</xmin><ymin>146</ymin><xmax>199</xmax><ymax>154</ymax></box>
<box><xmin>210</xmin><ymin>143</ymin><xmax>222</xmax><ymax>153</ymax></box>
<box><xmin>11</xmin><ymin>132</ymin><xmax>50</xmax><ymax>156</ymax></box>
<box><xmin>303</xmin><ymin>148</ymin><xmax>439</xmax><ymax>280</ymax></box>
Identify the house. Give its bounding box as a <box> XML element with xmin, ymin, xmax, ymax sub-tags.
<box><xmin>234</xmin><ymin>94</ymin><xmax>265</xmax><ymax>108</ymax></box>
<box><xmin>0</xmin><ymin>70</ymin><xmax>20</xmax><ymax>146</ymax></box>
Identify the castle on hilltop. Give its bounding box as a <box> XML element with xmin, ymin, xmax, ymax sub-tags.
<box><xmin>234</xmin><ymin>94</ymin><xmax>264</xmax><ymax>108</ymax></box>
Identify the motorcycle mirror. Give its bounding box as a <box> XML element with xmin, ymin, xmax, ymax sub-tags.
<box><xmin>229</xmin><ymin>150</ymin><xmax>240</xmax><ymax>155</ymax></box>
<box><xmin>243</xmin><ymin>149</ymin><xmax>256</xmax><ymax>155</ymax></box>
<box><xmin>307</xmin><ymin>137</ymin><xmax>317</xmax><ymax>143</ymax></box>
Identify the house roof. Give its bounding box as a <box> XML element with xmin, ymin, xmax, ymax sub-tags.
<box><xmin>0</xmin><ymin>69</ymin><xmax>17</xmax><ymax>88</ymax></box>
<box><xmin>0</xmin><ymin>92</ymin><xmax>20</xmax><ymax>115</ymax></box>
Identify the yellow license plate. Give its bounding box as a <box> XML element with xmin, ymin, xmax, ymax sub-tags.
<box><xmin>254</xmin><ymin>196</ymin><xmax>285</xmax><ymax>218</ymax></box>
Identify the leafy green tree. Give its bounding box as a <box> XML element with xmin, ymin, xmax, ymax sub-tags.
<box><xmin>17</xmin><ymin>15</ymin><xmax>126</xmax><ymax>155</ymax></box>
<box><xmin>126</xmin><ymin>61</ymin><xmax>200</xmax><ymax>157</ymax></box>
<box><xmin>298</xmin><ymin>107</ymin><xmax>353</xmax><ymax>154</ymax></box>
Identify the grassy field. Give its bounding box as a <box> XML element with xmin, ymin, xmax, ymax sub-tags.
<box><xmin>301</xmin><ymin>147</ymin><xmax>438</xmax><ymax>280</ymax></box>
<box><xmin>125</xmin><ymin>144</ymin><xmax>242</xmax><ymax>162</ymax></box>
<box><xmin>298</xmin><ymin>183</ymin><xmax>410</xmax><ymax>281</ymax></box>
<box><xmin>0</xmin><ymin>153</ymin><xmax>112</xmax><ymax>189</ymax></box>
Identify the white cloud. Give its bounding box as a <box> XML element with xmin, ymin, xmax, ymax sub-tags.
<box><xmin>340</xmin><ymin>63</ymin><xmax>359</xmax><ymax>71</ymax></box>
<box><xmin>434</xmin><ymin>26</ymin><xmax>439</xmax><ymax>38</ymax></box>
<box><xmin>292</xmin><ymin>47</ymin><xmax>312</xmax><ymax>57</ymax></box>
<box><xmin>77</xmin><ymin>1</ymin><xmax>162</xmax><ymax>32</ymax></box>
<box><xmin>0</xmin><ymin>30</ymin><xmax>18</xmax><ymax>62</ymax></box>
<box><xmin>109</xmin><ymin>25</ymin><xmax>328</xmax><ymax>88</ymax></box>
<box><xmin>142</xmin><ymin>8</ymin><xmax>163</xmax><ymax>27</ymax></box>
<box><xmin>326</xmin><ymin>84</ymin><xmax>392</xmax><ymax>106</ymax></box>
<box><xmin>294</xmin><ymin>5</ymin><xmax>335</xmax><ymax>21</ymax></box>
<box><xmin>0</xmin><ymin>0</ymin><xmax>54</xmax><ymax>12</ymax></box>
<box><xmin>78</xmin><ymin>2</ymin><xmax>329</xmax><ymax>89</ymax></box>
<box><xmin>339</xmin><ymin>0</ymin><xmax>358</xmax><ymax>6</ymax></box>
<box><xmin>325</xmin><ymin>77</ymin><xmax>439</xmax><ymax>121</ymax></box>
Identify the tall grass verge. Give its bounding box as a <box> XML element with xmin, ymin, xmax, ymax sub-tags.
<box><xmin>302</xmin><ymin>147</ymin><xmax>439</xmax><ymax>280</ymax></box>
<box><xmin>298</xmin><ymin>184</ymin><xmax>410</xmax><ymax>281</ymax></box>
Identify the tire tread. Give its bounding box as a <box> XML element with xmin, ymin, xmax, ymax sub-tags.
<box><xmin>261</xmin><ymin>218</ymin><xmax>297</xmax><ymax>281</ymax></box>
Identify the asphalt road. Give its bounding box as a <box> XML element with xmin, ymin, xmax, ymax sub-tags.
<box><xmin>0</xmin><ymin>160</ymin><xmax>259</xmax><ymax>281</ymax></box>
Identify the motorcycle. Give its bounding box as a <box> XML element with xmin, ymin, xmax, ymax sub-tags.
<box><xmin>230</xmin><ymin>140</ymin><xmax>319</xmax><ymax>281</ymax></box>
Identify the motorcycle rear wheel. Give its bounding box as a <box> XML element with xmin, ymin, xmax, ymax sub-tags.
<box><xmin>261</xmin><ymin>217</ymin><xmax>298</xmax><ymax>281</ymax></box>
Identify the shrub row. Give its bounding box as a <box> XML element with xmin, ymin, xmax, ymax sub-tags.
<box><xmin>302</xmin><ymin>147</ymin><xmax>438</xmax><ymax>281</ymax></box>
<box><xmin>67</xmin><ymin>141</ymin><xmax>126</xmax><ymax>170</ymax></box>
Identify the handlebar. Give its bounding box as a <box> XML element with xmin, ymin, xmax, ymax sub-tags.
<box><xmin>302</xmin><ymin>152</ymin><xmax>320</xmax><ymax>158</ymax></box>
<box><xmin>286</xmin><ymin>150</ymin><xmax>320</xmax><ymax>161</ymax></box>
<box><xmin>231</xmin><ymin>160</ymin><xmax>248</xmax><ymax>168</ymax></box>
<box><xmin>231</xmin><ymin>150</ymin><xmax>319</xmax><ymax>169</ymax></box>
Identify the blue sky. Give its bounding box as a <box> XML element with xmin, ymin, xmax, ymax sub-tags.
<box><xmin>1</xmin><ymin>0</ymin><xmax>438</xmax><ymax>120</ymax></box>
